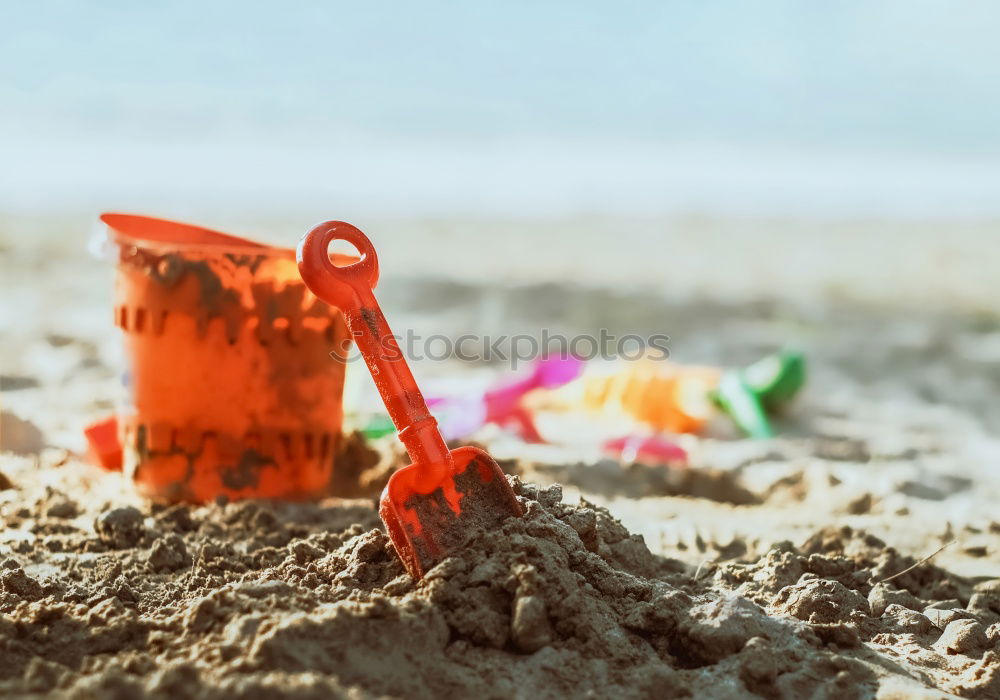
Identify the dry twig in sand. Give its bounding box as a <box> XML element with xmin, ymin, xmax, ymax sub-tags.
<box><xmin>878</xmin><ymin>539</ymin><xmax>956</xmax><ymax>585</ymax></box>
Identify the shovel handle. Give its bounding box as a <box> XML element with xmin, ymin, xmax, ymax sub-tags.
<box><xmin>297</xmin><ymin>221</ymin><xmax>451</xmax><ymax>473</ymax></box>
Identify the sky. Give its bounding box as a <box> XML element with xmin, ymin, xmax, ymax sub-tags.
<box><xmin>3</xmin><ymin>1</ymin><xmax>1000</xmax><ymax>218</ymax></box>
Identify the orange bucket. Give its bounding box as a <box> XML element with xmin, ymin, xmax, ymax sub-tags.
<box><xmin>102</xmin><ymin>213</ymin><xmax>354</xmax><ymax>502</ymax></box>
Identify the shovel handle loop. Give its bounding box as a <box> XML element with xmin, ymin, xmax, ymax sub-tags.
<box><xmin>297</xmin><ymin>221</ymin><xmax>379</xmax><ymax>311</ymax></box>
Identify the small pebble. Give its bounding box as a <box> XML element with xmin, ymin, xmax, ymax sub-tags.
<box><xmin>511</xmin><ymin>595</ymin><xmax>552</xmax><ymax>653</ymax></box>
<box><xmin>967</xmin><ymin>591</ymin><xmax>1000</xmax><ymax>618</ymax></box>
<box><xmin>45</xmin><ymin>500</ymin><xmax>78</xmax><ymax>519</ymax></box>
<box><xmin>149</xmin><ymin>535</ymin><xmax>190</xmax><ymax>572</ymax></box>
<box><xmin>869</xmin><ymin>582</ymin><xmax>922</xmax><ymax>617</ymax></box>
<box><xmin>739</xmin><ymin>637</ymin><xmax>778</xmax><ymax>689</ymax></box>
<box><xmin>934</xmin><ymin>619</ymin><xmax>989</xmax><ymax>655</ymax></box>
<box><xmin>95</xmin><ymin>507</ymin><xmax>145</xmax><ymax>549</ymax></box>
<box><xmin>923</xmin><ymin>607</ymin><xmax>974</xmax><ymax>629</ymax></box>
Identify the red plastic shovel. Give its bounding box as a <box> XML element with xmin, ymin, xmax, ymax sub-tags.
<box><xmin>297</xmin><ymin>221</ymin><xmax>524</xmax><ymax>579</ymax></box>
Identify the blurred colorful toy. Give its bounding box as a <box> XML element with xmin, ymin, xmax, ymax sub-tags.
<box><xmin>360</xmin><ymin>414</ymin><xmax>396</xmax><ymax>440</ymax></box>
<box><xmin>362</xmin><ymin>350</ymin><xmax>804</xmax><ymax>446</ymax></box>
<box><xmin>744</xmin><ymin>349</ymin><xmax>806</xmax><ymax>409</ymax></box>
<box><xmin>713</xmin><ymin>350</ymin><xmax>806</xmax><ymax>438</ymax></box>
<box><xmin>712</xmin><ymin>372</ymin><xmax>773</xmax><ymax>438</ymax></box>
<box><xmin>84</xmin><ymin>415</ymin><xmax>123</xmax><ymax>470</ymax></box>
<box><xmin>429</xmin><ymin>355</ymin><xmax>585</xmax><ymax>442</ymax></box>
<box><xmin>580</xmin><ymin>361</ymin><xmax>720</xmax><ymax>434</ymax></box>
<box><xmin>602</xmin><ymin>434</ymin><xmax>687</xmax><ymax>466</ymax></box>
<box><xmin>561</xmin><ymin>350</ymin><xmax>805</xmax><ymax>440</ymax></box>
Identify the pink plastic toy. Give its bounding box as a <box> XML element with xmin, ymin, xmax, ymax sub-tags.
<box><xmin>603</xmin><ymin>435</ymin><xmax>688</xmax><ymax>466</ymax></box>
<box><xmin>430</xmin><ymin>355</ymin><xmax>585</xmax><ymax>443</ymax></box>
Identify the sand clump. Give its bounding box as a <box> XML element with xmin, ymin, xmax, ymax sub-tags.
<box><xmin>1</xmin><ymin>463</ymin><xmax>998</xmax><ymax>699</ymax></box>
<box><xmin>94</xmin><ymin>507</ymin><xmax>146</xmax><ymax>549</ymax></box>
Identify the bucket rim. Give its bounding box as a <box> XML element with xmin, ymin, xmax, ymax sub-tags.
<box><xmin>101</xmin><ymin>213</ymin><xmax>295</xmax><ymax>258</ymax></box>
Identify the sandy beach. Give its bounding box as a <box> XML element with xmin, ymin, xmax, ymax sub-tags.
<box><xmin>2</xmin><ymin>213</ymin><xmax>999</xmax><ymax>697</ymax></box>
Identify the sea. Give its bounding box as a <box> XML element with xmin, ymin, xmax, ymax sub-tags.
<box><xmin>3</xmin><ymin>0</ymin><xmax>1000</xmax><ymax>220</ymax></box>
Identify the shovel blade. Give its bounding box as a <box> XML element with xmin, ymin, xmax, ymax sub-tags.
<box><xmin>379</xmin><ymin>446</ymin><xmax>523</xmax><ymax>579</ymax></box>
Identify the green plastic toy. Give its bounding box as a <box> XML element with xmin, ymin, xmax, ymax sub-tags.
<box><xmin>360</xmin><ymin>414</ymin><xmax>396</xmax><ymax>440</ymax></box>
<box><xmin>713</xmin><ymin>350</ymin><xmax>806</xmax><ymax>438</ymax></box>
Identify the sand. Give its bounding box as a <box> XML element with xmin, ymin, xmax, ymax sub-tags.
<box><xmin>0</xmin><ymin>454</ymin><xmax>998</xmax><ymax>698</ymax></box>
<box><xmin>3</xmin><ymin>220</ymin><xmax>1000</xmax><ymax>697</ymax></box>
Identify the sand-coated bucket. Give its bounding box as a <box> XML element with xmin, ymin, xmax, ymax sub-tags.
<box><xmin>102</xmin><ymin>213</ymin><xmax>354</xmax><ymax>502</ymax></box>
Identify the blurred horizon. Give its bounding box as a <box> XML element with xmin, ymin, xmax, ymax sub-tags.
<box><xmin>5</xmin><ymin>1</ymin><xmax>1000</xmax><ymax>220</ymax></box>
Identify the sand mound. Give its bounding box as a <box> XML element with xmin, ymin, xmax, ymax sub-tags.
<box><xmin>2</xmin><ymin>463</ymin><xmax>998</xmax><ymax>699</ymax></box>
